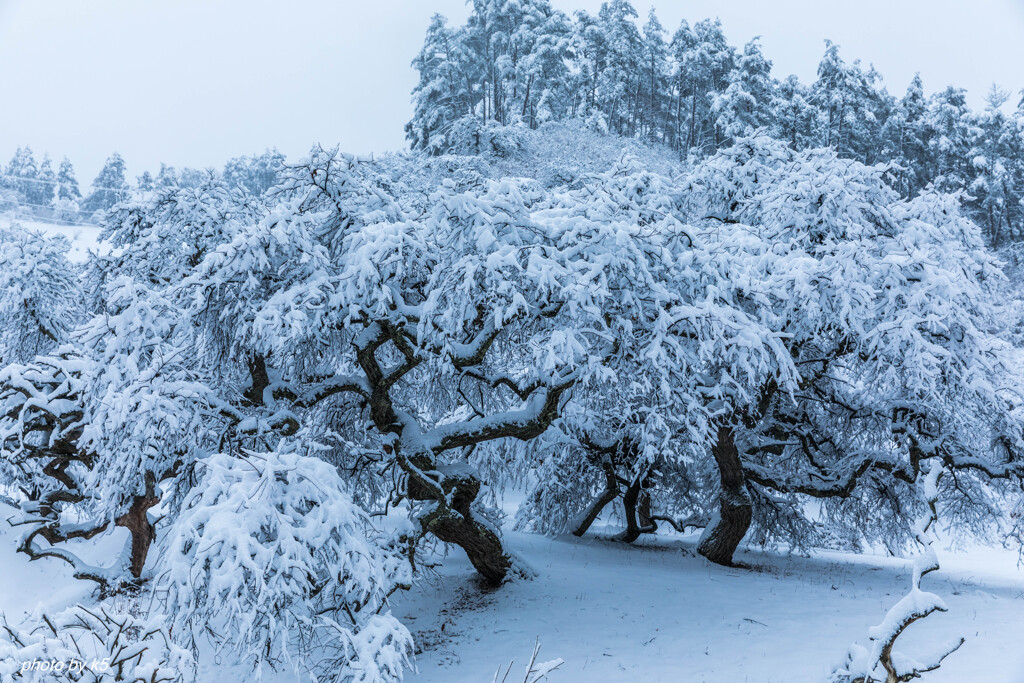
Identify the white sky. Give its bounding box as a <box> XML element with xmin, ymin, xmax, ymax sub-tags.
<box><xmin>1</xmin><ymin>0</ymin><xmax>1022</xmax><ymax>183</ymax></box>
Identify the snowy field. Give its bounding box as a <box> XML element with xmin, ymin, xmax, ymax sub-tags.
<box><xmin>392</xmin><ymin>531</ymin><xmax>1024</xmax><ymax>683</ymax></box>
<box><xmin>2</xmin><ymin>492</ymin><xmax>1022</xmax><ymax>682</ymax></box>
<box><xmin>0</xmin><ymin>214</ymin><xmax>103</xmax><ymax>262</ymax></box>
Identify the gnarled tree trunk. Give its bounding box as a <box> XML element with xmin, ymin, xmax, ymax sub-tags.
<box><xmin>572</xmin><ymin>455</ymin><xmax>618</xmax><ymax>537</ymax></box>
<box><xmin>408</xmin><ymin>464</ymin><xmax>510</xmax><ymax>586</ymax></box>
<box><xmin>116</xmin><ymin>490</ymin><xmax>161</xmax><ymax>578</ymax></box>
<box><xmin>616</xmin><ymin>476</ymin><xmax>657</xmax><ymax>543</ymax></box>
<box><xmin>697</xmin><ymin>424</ymin><xmax>752</xmax><ymax>566</ymax></box>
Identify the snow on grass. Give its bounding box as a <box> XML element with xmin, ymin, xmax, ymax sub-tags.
<box><xmin>0</xmin><ymin>215</ymin><xmax>103</xmax><ymax>263</ymax></box>
<box><xmin>1</xmin><ymin>500</ymin><xmax>1022</xmax><ymax>682</ymax></box>
<box><xmin>392</xmin><ymin>528</ymin><xmax>1024</xmax><ymax>683</ymax></box>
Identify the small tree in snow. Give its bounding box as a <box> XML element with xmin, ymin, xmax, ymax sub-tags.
<box><xmin>156</xmin><ymin>444</ymin><xmax>412</xmax><ymax>681</ymax></box>
<box><xmin>830</xmin><ymin>463</ymin><xmax>965</xmax><ymax>683</ymax></box>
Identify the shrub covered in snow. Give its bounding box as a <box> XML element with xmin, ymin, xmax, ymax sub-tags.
<box><xmin>156</xmin><ymin>444</ymin><xmax>412</xmax><ymax>681</ymax></box>
<box><xmin>0</xmin><ymin>605</ymin><xmax>192</xmax><ymax>683</ymax></box>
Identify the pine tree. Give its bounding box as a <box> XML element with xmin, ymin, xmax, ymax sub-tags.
<box><xmin>155</xmin><ymin>162</ymin><xmax>180</xmax><ymax>188</ymax></box>
<box><xmin>674</xmin><ymin>19</ymin><xmax>735</xmax><ymax>155</ymax></box>
<box><xmin>880</xmin><ymin>74</ymin><xmax>929</xmax><ymax>196</ymax></box>
<box><xmin>969</xmin><ymin>85</ymin><xmax>1019</xmax><ymax>244</ymax></box>
<box><xmin>222</xmin><ymin>148</ymin><xmax>286</xmax><ymax>196</ymax></box>
<box><xmin>667</xmin><ymin>19</ymin><xmax>697</xmax><ymax>152</ymax></box>
<box><xmin>137</xmin><ymin>170</ymin><xmax>154</xmax><ymax>192</ymax></box>
<box><xmin>56</xmin><ymin>157</ymin><xmax>81</xmax><ymax>201</ymax></box>
<box><xmin>54</xmin><ymin>157</ymin><xmax>82</xmax><ymax>222</ymax></box>
<box><xmin>640</xmin><ymin>8</ymin><xmax>669</xmax><ymax>142</ymax></box>
<box><xmin>33</xmin><ymin>154</ymin><xmax>57</xmax><ymax>208</ymax></box>
<box><xmin>406</xmin><ymin>14</ymin><xmax>475</xmax><ymax>153</ymax></box>
<box><xmin>594</xmin><ymin>0</ymin><xmax>643</xmax><ymax>136</ymax></box>
<box><xmin>82</xmin><ymin>151</ymin><xmax>129</xmax><ymax>215</ymax></box>
<box><xmin>713</xmin><ymin>37</ymin><xmax>775</xmax><ymax>144</ymax></box>
<box><xmin>924</xmin><ymin>85</ymin><xmax>978</xmax><ymax>193</ymax></box>
<box><xmin>771</xmin><ymin>74</ymin><xmax>817</xmax><ymax>149</ymax></box>
<box><xmin>5</xmin><ymin>146</ymin><xmax>38</xmax><ymax>204</ymax></box>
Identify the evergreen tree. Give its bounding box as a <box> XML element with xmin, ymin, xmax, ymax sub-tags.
<box><xmin>675</xmin><ymin>19</ymin><xmax>735</xmax><ymax>154</ymax></box>
<box><xmin>82</xmin><ymin>152</ymin><xmax>129</xmax><ymax>215</ymax></box>
<box><xmin>667</xmin><ymin>19</ymin><xmax>697</xmax><ymax>152</ymax></box>
<box><xmin>969</xmin><ymin>85</ymin><xmax>1020</xmax><ymax>244</ymax></box>
<box><xmin>5</xmin><ymin>146</ymin><xmax>38</xmax><ymax>204</ymax></box>
<box><xmin>406</xmin><ymin>14</ymin><xmax>474</xmax><ymax>153</ymax></box>
<box><xmin>34</xmin><ymin>154</ymin><xmax>57</xmax><ymax>208</ymax></box>
<box><xmin>923</xmin><ymin>85</ymin><xmax>977</xmax><ymax>193</ymax></box>
<box><xmin>880</xmin><ymin>74</ymin><xmax>930</xmax><ymax>196</ymax></box>
<box><xmin>222</xmin><ymin>148</ymin><xmax>286</xmax><ymax>196</ymax></box>
<box><xmin>155</xmin><ymin>162</ymin><xmax>180</xmax><ymax>188</ymax></box>
<box><xmin>811</xmin><ymin>41</ymin><xmax>889</xmax><ymax>161</ymax></box>
<box><xmin>713</xmin><ymin>37</ymin><xmax>775</xmax><ymax>144</ymax></box>
<box><xmin>594</xmin><ymin>0</ymin><xmax>643</xmax><ymax>136</ymax></box>
<box><xmin>54</xmin><ymin>157</ymin><xmax>82</xmax><ymax>222</ymax></box>
<box><xmin>771</xmin><ymin>74</ymin><xmax>817</xmax><ymax>149</ymax></box>
<box><xmin>137</xmin><ymin>170</ymin><xmax>155</xmax><ymax>192</ymax></box>
<box><xmin>640</xmin><ymin>8</ymin><xmax>669</xmax><ymax>142</ymax></box>
<box><xmin>56</xmin><ymin>157</ymin><xmax>81</xmax><ymax>201</ymax></box>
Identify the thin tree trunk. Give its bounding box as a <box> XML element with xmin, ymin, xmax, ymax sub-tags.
<box><xmin>697</xmin><ymin>424</ymin><xmax>752</xmax><ymax>566</ymax></box>
<box><xmin>572</xmin><ymin>456</ymin><xmax>619</xmax><ymax>537</ymax></box>
<box><xmin>616</xmin><ymin>474</ymin><xmax>657</xmax><ymax>543</ymax></box>
<box><xmin>688</xmin><ymin>88</ymin><xmax>697</xmax><ymax>152</ymax></box>
<box><xmin>521</xmin><ymin>75</ymin><xmax>533</xmax><ymax>123</ymax></box>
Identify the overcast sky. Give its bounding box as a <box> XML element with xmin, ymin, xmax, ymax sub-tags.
<box><xmin>1</xmin><ymin>0</ymin><xmax>1022</xmax><ymax>183</ymax></box>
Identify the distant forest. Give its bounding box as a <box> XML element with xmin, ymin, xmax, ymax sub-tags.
<box><xmin>406</xmin><ymin>0</ymin><xmax>1024</xmax><ymax>245</ymax></box>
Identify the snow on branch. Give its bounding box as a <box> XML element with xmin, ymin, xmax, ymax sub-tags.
<box><xmin>830</xmin><ymin>464</ymin><xmax>964</xmax><ymax>683</ymax></box>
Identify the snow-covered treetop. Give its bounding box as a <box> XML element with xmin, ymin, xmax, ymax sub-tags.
<box><xmin>0</xmin><ymin>224</ymin><xmax>82</xmax><ymax>365</ymax></box>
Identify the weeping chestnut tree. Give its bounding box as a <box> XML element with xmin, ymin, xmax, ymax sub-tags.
<box><xmin>514</xmin><ymin>157</ymin><xmax>794</xmax><ymax>543</ymax></box>
<box><xmin>684</xmin><ymin>135</ymin><xmax>1024</xmax><ymax>565</ymax></box>
<box><xmin>170</xmin><ymin>148</ymin><xmax>703</xmax><ymax>585</ymax></box>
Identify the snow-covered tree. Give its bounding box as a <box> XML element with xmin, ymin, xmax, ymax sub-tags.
<box><xmin>515</xmin><ymin>156</ymin><xmax>792</xmax><ymax>545</ymax></box>
<box><xmin>82</xmin><ymin>153</ymin><xmax>129</xmax><ymax>216</ymax></box>
<box><xmin>968</xmin><ymin>85</ymin><xmax>1022</xmax><ymax>245</ymax></box>
<box><xmin>0</xmin><ymin>225</ymin><xmax>82</xmax><ymax>365</ymax></box>
<box><xmin>222</xmin><ymin>148</ymin><xmax>287</xmax><ymax>196</ymax></box>
<box><xmin>0</xmin><ymin>605</ymin><xmax>192</xmax><ymax>683</ymax></box>
<box><xmin>4</xmin><ymin>147</ymin><xmax>38</xmax><ymax>207</ymax></box>
<box><xmin>713</xmin><ymin>38</ymin><xmax>775</xmax><ymax>143</ymax></box>
<box><xmin>55</xmin><ymin>157</ymin><xmax>81</xmax><ymax>202</ymax></box>
<box><xmin>880</xmin><ymin>74</ymin><xmax>930</xmax><ymax>198</ymax></box>
<box><xmin>0</xmin><ymin>277</ymin><xmax>221</xmax><ymax>591</ymax></box>
<box><xmin>53</xmin><ymin>157</ymin><xmax>83</xmax><ymax>222</ymax></box>
<box><xmin>680</xmin><ymin>135</ymin><xmax>1024</xmax><ymax>563</ymax></box>
<box><xmin>406</xmin><ymin>14</ymin><xmax>472</xmax><ymax>154</ymax></box>
<box><xmin>767</xmin><ymin>74</ymin><xmax>816</xmax><ymax>152</ymax></box>
<box><xmin>157</xmin><ymin>445</ymin><xmax>412</xmax><ymax>681</ymax></box>
<box><xmin>830</xmin><ymin>464</ymin><xmax>965</xmax><ymax>683</ymax></box>
<box><xmin>31</xmin><ymin>155</ymin><xmax>57</xmax><ymax>209</ymax></box>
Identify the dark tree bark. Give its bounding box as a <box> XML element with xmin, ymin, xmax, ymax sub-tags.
<box><xmin>350</xmin><ymin>319</ymin><xmax>575</xmax><ymax>587</ymax></box>
<box><xmin>409</xmin><ymin>465</ymin><xmax>510</xmax><ymax>586</ymax></box>
<box><xmin>115</xmin><ymin>486</ymin><xmax>161</xmax><ymax>578</ymax></box>
<box><xmin>615</xmin><ymin>476</ymin><xmax>657</xmax><ymax>543</ymax></box>
<box><xmin>697</xmin><ymin>424</ymin><xmax>752</xmax><ymax>566</ymax></box>
<box><xmin>244</xmin><ymin>353</ymin><xmax>270</xmax><ymax>406</ymax></box>
<box><xmin>572</xmin><ymin>455</ymin><xmax>618</xmax><ymax>537</ymax></box>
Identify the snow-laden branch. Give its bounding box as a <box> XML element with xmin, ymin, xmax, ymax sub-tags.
<box><xmin>830</xmin><ymin>463</ymin><xmax>964</xmax><ymax>683</ymax></box>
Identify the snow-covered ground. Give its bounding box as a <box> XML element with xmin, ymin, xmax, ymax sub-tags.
<box><xmin>0</xmin><ymin>214</ymin><xmax>103</xmax><ymax>262</ymax></box>
<box><xmin>391</xmin><ymin>527</ymin><xmax>1024</xmax><ymax>683</ymax></box>
<box><xmin>3</xmin><ymin>513</ymin><xmax>1020</xmax><ymax>682</ymax></box>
